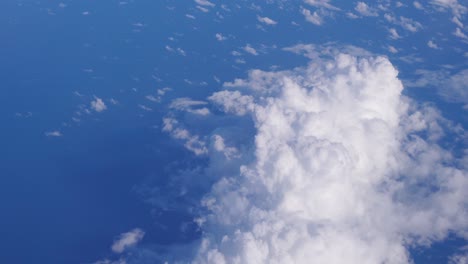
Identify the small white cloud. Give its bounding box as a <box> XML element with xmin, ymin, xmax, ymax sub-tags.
<box><xmin>301</xmin><ymin>7</ymin><xmax>323</xmax><ymax>25</ymax></box>
<box><xmin>231</xmin><ymin>51</ymin><xmax>242</xmax><ymax>56</ymax></box>
<box><xmin>454</xmin><ymin>27</ymin><xmax>468</xmax><ymax>39</ymax></box>
<box><xmin>177</xmin><ymin>48</ymin><xmax>186</xmax><ymax>56</ymax></box>
<box><xmin>243</xmin><ymin>44</ymin><xmax>258</xmax><ymax>55</ymax></box>
<box><xmin>355</xmin><ymin>2</ymin><xmax>378</xmax><ymax>16</ymax></box>
<box><xmin>208</xmin><ymin>90</ymin><xmax>255</xmax><ymax>116</ymax></box>
<box><xmin>389</xmin><ymin>28</ymin><xmax>401</xmax><ymax>39</ymax></box>
<box><xmin>399</xmin><ymin>16</ymin><xmax>423</xmax><ymax>32</ymax></box>
<box><xmin>111</xmin><ymin>228</ymin><xmax>145</xmax><ymax>254</ymax></box>
<box><xmin>196</xmin><ymin>6</ymin><xmax>209</xmax><ymax>12</ymax></box>
<box><xmin>215</xmin><ymin>33</ymin><xmax>226</xmax><ymax>41</ymax></box>
<box><xmin>162</xmin><ymin>118</ymin><xmax>208</xmax><ymax>155</ymax></box>
<box><xmin>430</xmin><ymin>0</ymin><xmax>467</xmax><ymax>20</ymax></box>
<box><xmin>138</xmin><ymin>104</ymin><xmax>153</xmax><ymax>111</ymax></box>
<box><xmin>413</xmin><ymin>1</ymin><xmax>424</xmax><ymax>9</ymax></box>
<box><xmin>427</xmin><ymin>40</ymin><xmax>441</xmax><ymax>49</ymax></box>
<box><xmin>304</xmin><ymin>0</ymin><xmax>340</xmax><ymax>10</ymax></box>
<box><xmin>388</xmin><ymin>45</ymin><xmax>398</xmax><ymax>53</ymax></box>
<box><xmin>90</xmin><ymin>97</ymin><xmax>107</xmax><ymax>112</ymax></box>
<box><xmin>257</xmin><ymin>16</ymin><xmax>277</xmax><ymax>25</ymax></box>
<box><xmin>132</xmin><ymin>22</ymin><xmax>145</xmax><ymax>27</ymax></box>
<box><xmin>452</xmin><ymin>16</ymin><xmax>464</xmax><ymax>28</ymax></box>
<box><xmin>212</xmin><ymin>135</ymin><xmax>240</xmax><ymax>160</ymax></box>
<box><xmin>194</xmin><ymin>0</ymin><xmax>214</xmax><ymax>7</ymax></box>
<box><xmin>45</xmin><ymin>131</ymin><xmax>62</xmax><ymax>137</ymax></box>
<box><xmin>170</xmin><ymin>98</ymin><xmax>207</xmax><ymax>109</ymax></box>
<box><xmin>169</xmin><ymin>97</ymin><xmax>210</xmax><ymax>115</ymax></box>
<box><xmin>146</xmin><ymin>95</ymin><xmax>160</xmax><ymax>103</ymax></box>
<box><xmin>385</xmin><ymin>14</ymin><xmax>423</xmax><ymax>32</ymax></box>
<box><xmin>346</xmin><ymin>12</ymin><xmax>359</xmax><ymax>19</ymax></box>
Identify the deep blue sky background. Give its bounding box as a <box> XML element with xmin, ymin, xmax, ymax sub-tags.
<box><xmin>0</xmin><ymin>1</ymin><xmax>466</xmax><ymax>263</ymax></box>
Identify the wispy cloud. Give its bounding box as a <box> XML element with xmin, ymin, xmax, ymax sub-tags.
<box><xmin>111</xmin><ymin>228</ymin><xmax>145</xmax><ymax>254</ymax></box>
<box><xmin>45</xmin><ymin>130</ymin><xmax>63</xmax><ymax>137</ymax></box>
<box><xmin>257</xmin><ymin>16</ymin><xmax>278</xmax><ymax>25</ymax></box>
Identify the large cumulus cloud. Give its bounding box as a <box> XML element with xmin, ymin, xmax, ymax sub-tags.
<box><xmin>165</xmin><ymin>49</ymin><xmax>468</xmax><ymax>264</ymax></box>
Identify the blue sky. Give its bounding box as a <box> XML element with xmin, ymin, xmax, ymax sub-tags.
<box><xmin>0</xmin><ymin>0</ymin><xmax>467</xmax><ymax>263</ymax></box>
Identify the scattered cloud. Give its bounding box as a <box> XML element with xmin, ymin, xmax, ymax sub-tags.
<box><xmin>355</xmin><ymin>2</ymin><xmax>378</xmax><ymax>16</ymax></box>
<box><xmin>111</xmin><ymin>228</ymin><xmax>145</xmax><ymax>254</ymax></box>
<box><xmin>449</xmin><ymin>246</ymin><xmax>468</xmax><ymax>264</ymax></box>
<box><xmin>388</xmin><ymin>28</ymin><xmax>400</xmax><ymax>39</ymax></box>
<box><xmin>194</xmin><ymin>0</ymin><xmax>214</xmax><ymax>7</ymax></box>
<box><xmin>45</xmin><ymin>131</ymin><xmax>62</xmax><ymax>137</ymax></box>
<box><xmin>257</xmin><ymin>16</ymin><xmax>278</xmax><ymax>25</ymax></box>
<box><xmin>304</xmin><ymin>0</ymin><xmax>340</xmax><ymax>10</ymax></box>
<box><xmin>90</xmin><ymin>97</ymin><xmax>107</xmax><ymax>112</ymax></box>
<box><xmin>163</xmin><ymin>118</ymin><xmax>208</xmax><ymax>155</ymax></box>
<box><xmin>384</xmin><ymin>14</ymin><xmax>423</xmax><ymax>32</ymax></box>
<box><xmin>439</xmin><ymin>69</ymin><xmax>468</xmax><ymax>105</ymax></box>
<box><xmin>427</xmin><ymin>40</ymin><xmax>441</xmax><ymax>49</ymax></box>
<box><xmin>170</xmin><ymin>98</ymin><xmax>210</xmax><ymax>115</ymax></box>
<box><xmin>388</xmin><ymin>45</ymin><xmax>398</xmax><ymax>53</ymax></box>
<box><xmin>454</xmin><ymin>27</ymin><xmax>468</xmax><ymax>39</ymax></box>
<box><xmin>430</xmin><ymin>0</ymin><xmax>467</xmax><ymax>20</ymax></box>
<box><xmin>138</xmin><ymin>104</ymin><xmax>153</xmax><ymax>111</ymax></box>
<box><xmin>243</xmin><ymin>44</ymin><xmax>259</xmax><ymax>55</ymax></box>
<box><xmin>301</xmin><ymin>7</ymin><xmax>323</xmax><ymax>25</ymax></box>
<box><xmin>215</xmin><ymin>33</ymin><xmax>226</xmax><ymax>41</ymax></box>
<box><xmin>413</xmin><ymin>1</ymin><xmax>424</xmax><ymax>10</ymax></box>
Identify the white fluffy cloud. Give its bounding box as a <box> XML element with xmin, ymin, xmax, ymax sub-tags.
<box><xmin>181</xmin><ymin>48</ymin><xmax>468</xmax><ymax>263</ymax></box>
<box><xmin>91</xmin><ymin>97</ymin><xmax>107</xmax><ymax>112</ymax></box>
<box><xmin>170</xmin><ymin>97</ymin><xmax>210</xmax><ymax>116</ymax></box>
<box><xmin>243</xmin><ymin>45</ymin><xmax>258</xmax><ymax>56</ymax></box>
<box><xmin>301</xmin><ymin>8</ymin><xmax>323</xmax><ymax>25</ymax></box>
<box><xmin>215</xmin><ymin>33</ymin><xmax>226</xmax><ymax>41</ymax></box>
<box><xmin>384</xmin><ymin>14</ymin><xmax>423</xmax><ymax>32</ymax></box>
<box><xmin>257</xmin><ymin>16</ymin><xmax>277</xmax><ymax>25</ymax></box>
<box><xmin>194</xmin><ymin>0</ymin><xmax>214</xmax><ymax>7</ymax></box>
<box><xmin>111</xmin><ymin>228</ymin><xmax>145</xmax><ymax>254</ymax></box>
<box><xmin>163</xmin><ymin>117</ymin><xmax>208</xmax><ymax>155</ymax></box>
<box><xmin>427</xmin><ymin>40</ymin><xmax>441</xmax><ymax>49</ymax></box>
<box><xmin>45</xmin><ymin>130</ymin><xmax>62</xmax><ymax>137</ymax></box>
<box><xmin>304</xmin><ymin>0</ymin><xmax>339</xmax><ymax>10</ymax></box>
<box><xmin>355</xmin><ymin>2</ymin><xmax>378</xmax><ymax>16</ymax></box>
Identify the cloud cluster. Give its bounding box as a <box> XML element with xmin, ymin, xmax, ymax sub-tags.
<box><xmin>178</xmin><ymin>49</ymin><xmax>468</xmax><ymax>263</ymax></box>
